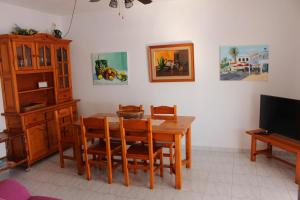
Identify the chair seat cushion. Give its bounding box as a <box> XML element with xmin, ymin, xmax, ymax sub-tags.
<box><xmin>0</xmin><ymin>179</ymin><xmax>31</xmax><ymax>200</ymax></box>
<box><xmin>127</xmin><ymin>143</ymin><xmax>162</xmax><ymax>158</ymax></box>
<box><xmin>87</xmin><ymin>141</ymin><xmax>121</xmax><ymax>154</ymax></box>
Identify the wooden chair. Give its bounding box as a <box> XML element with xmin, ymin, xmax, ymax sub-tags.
<box><xmin>120</xmin><ymin>118</ymin><xmax>163</xmax><ymax>189</ymax></box>
<box><xmin>80</xmin><ymin>116</ymin><xmax>121</xmax><ymax>183</ymax></box>
<box><xmin>119</xmin><ymin>104</ymin><xmax>144</xmax><ymax>112</ymax></box>
<box><xmin>151</xmin><ymin>105</ymin><xmax>177</xmax><ymax>173</ymax></box>
<box><xmin>54</xmin><ymin>106</ymin><xmax>77</xmax><ymax>168</ymax></box>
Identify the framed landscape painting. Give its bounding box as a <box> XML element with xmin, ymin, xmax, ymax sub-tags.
<box><xmin>92</xmin><ymin>52</ymin><xmax>128</xmax><ymax>85</ymax></box>
<box><xmin>148</xmin><ymin>43</ymin><xmax>195</xmax><ymax>82</ymax></box>
<box><xmin>220</xmin><ymin>45</ymin><xmax>269</xmax><ymax>81</ymax></box>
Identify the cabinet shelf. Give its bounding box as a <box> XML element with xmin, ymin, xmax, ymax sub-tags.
<box><xmin>18</xmin><ymin>87</ymin><xmax>54</xmax><ymax>94</ymax></box>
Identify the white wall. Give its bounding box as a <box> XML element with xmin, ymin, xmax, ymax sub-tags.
<box><xmin>0</xmin><ymin>0</ymin><xmax>299</xmax><ymax>151</ymax></box>
<box><xmin>0</xmin><ymin>2</ymin><xmax>63</xmax><ymax>156</ymax></box>
<box><xmin>65</xmin><ymin>0</ymin><xmax>300</xmax><ymax>150</ymax></box>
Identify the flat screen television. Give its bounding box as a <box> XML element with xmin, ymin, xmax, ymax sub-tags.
<box><xmin>259</xmin><ymin>95</ymin><xmax>300</xmax><ymax>140</ymax></box>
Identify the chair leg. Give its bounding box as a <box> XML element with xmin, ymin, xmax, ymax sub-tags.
<box><xmin>160</xmin><ymin>151</ymin><xmax>164</xmax><ymax>178</ymax></box>
<box><xmin>133</xmin><ymin>159</ymin><xmax>138</xmax><ymax>174</ymax></box>
<box><xmin>143</xmin><ymin>160</ymin><xmax>148</xmax><ymax>172</ymax></box>
<box><xmin>107</xmin><ymin>154</ymin><xmax>113</xmax><ymax>184</ymax></box>
<box><xmin>149</xmin><ymin>157</ymin><xmax>154</xmax><ymax>189</ymax></box>
<box><xmin>123</xmin><ymin>157</ymin><xmax>129</xmax><ymax>186</ymax></box>
<box><xmin>98</xmin><ymin>154</ymin><xmax>103</xmax><ymax>170</ymax></box>
<box><xmin>83</xmin><ymin>150</ymin><xmax>91</xmax><ymax>180</ymax></box>
<box><xmin>169</xmin><ymin>146</ymin><xmax>173</xmax><ymax>174</ymax></box>
<box><xmin>121</xmin><ymin>154</ymin><xmax>124</xmax><ymax>173</ymax></box>
<box><xmin>58</xmin><ymin>143</ymin><xmax>64</xmax><ymax>168</ymax></box>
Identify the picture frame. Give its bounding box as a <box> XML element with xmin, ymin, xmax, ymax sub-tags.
<box><xmin>92</xmin><ymin>52</ymin><xmax>128</xmax><ymax>85</ymax></box>
<box><xmin>220</xmin><ymin>45</ymin><xmax>269</xmax><ymax>81</ymax></box>
<box><xmin>148</xmin><ymin>43</ymin><xmax>195</xmax><ymax>82</ymax></box>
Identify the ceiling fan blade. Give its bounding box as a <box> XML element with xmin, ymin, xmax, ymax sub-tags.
<box><xmin>137</xmin><ymin>0</ymin><xmax>152</xmax><ymax>4</ymax></box>
<box><xmin>89</xmin><ymin>0</ymin><xmax>101</xmax><ymax>2</ymax></box>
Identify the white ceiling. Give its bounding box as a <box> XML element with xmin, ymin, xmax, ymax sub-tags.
<box><xmin>0</xmin><ymin>0</ymin><xmax>168</xmax><ymax>15</ymax></box>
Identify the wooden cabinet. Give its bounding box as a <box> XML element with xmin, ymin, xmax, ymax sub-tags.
<box><xmin>55</xmin><ymin>45</ymin><xmax>72</xmax><ymax>103</ymax></box>
<box><xmin>26</xmin><ymin>124</ymin><xmax>48</xmax><ymax>161</ymax></box>
<box><xmin>36</xmin><ymin>43</ymin><xmax>53</xmax><ymax>69</ymax></box>
<box><xmin>0</xmin><ymin>34</ymin><xmax>79</xmax><ymax>167</ymax></box>
<box><xmin>12</xmin><ymin>41</ymin><xmax>36</xmax><ymax>70</ymax></box>
<box><xmin>46</xmin><ymin>111</ymin><xmax>58</xmax><ymax>152</ymax></box>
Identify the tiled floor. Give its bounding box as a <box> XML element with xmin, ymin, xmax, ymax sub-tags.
<box><xmin>0</xmin><ymin>150</ymin><xmax>298</xmax><ymax>200</ymax></box>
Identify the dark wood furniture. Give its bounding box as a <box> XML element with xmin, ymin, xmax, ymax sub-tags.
<box><xmin>120</xmin><ymin>118</ymin><xmax>163</xmax><ymax>189</ymax></box>
<box><xmin>151</xmin><ymin>105</ymin><xmax>177</xmax><ymax>173</ymax></box>
<box><xmin>0</xmin><ymin>131</ymin><xmax>27</xmax><ymax>172</ymax></box>
<box><xmin>0</xmin><ymin>33</ymin><xmax>78</xmax><ymax>168</ymax></box>
<box><xmin>73</xmin><ymin>113</ymin><xmax>195</xmax><ymax>189</ymax></box>
<box><xmin>80</xmin><ymin>116</ymin><xmax>121</xmax><ymax>183</ymax></box>
<box><xmin>247</xmin><ymin>129</ymin><xmax>300</xmax><ymax>184</ymax></box>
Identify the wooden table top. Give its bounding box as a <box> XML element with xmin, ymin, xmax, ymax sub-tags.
<box><xmin>246</xmin><ymin>129</ymin><xmax>300</xmax><ymax>151</ymax></box>
<box><xmin>73</xmin><ymin>113</ymin><xmax>195</xmax><ymax>135</ymax></box>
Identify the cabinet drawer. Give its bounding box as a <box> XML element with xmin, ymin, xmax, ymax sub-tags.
<box><xmin>58</xmin><ymin>90</ymin><xmax>71</xmax><ymax>103</ymax></box>
<box><xmin>24</xmin><ymin>113</ymin><xmax>45</xmax><ymax>126</ymax></box>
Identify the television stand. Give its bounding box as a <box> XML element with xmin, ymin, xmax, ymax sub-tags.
<box><xmin>247</xmin><ymin>129</ymin><xmax>300</xmax><ymax>184</ymax></box>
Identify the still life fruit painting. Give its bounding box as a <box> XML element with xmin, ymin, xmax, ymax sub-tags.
<box><xmin>148</xmin><ymin>43</ymin><xmax>195</xmax><ymax>82</ymax></box>
<box><xmin>92</xmin><ymin>52</ymin><xmax>128</xmax><ymax>85</ymax></box>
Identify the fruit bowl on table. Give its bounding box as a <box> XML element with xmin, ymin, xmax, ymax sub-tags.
<box><xmin>116</xmin><ymin>110</ymin><xmax>144</xmax><ymax>119</ymax></box>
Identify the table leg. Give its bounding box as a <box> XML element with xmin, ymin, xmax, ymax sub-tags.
<box><xmin>267</xmin><ymin>143</ymin><xmax>272</xmax><ymax>158</ymax></box>
<box><xmin>185</xmin><ymin>126</ymin><xmax>191</xmax><ymax>168</ymax></box>
<box><xmin>296</xmin><ymin>153</ymin><xmax>300</xmax><ymax>184</ymax></box>
<box><xmin>175</xmin><ymin>134</ymin><xmax>182</xmax><ymax>189</ymax></box>
<box><xmin>251</xmin><ymin>136</ymin><xmax>256</xmax><ymax>161</ymax></box>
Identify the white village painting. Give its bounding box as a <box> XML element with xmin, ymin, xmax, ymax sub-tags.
<box><xmin>220</xmin><ymin>45</ymin><xmax>269</xmax><ymax>81</ymax></box>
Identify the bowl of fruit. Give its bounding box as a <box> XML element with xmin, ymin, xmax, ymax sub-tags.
<box><xmin>116</xmin><ymin>110</ymin><xmax>144</xmax><ymax>119</ymax></box>
<box><xmin>95</xmin><ymin>62</ymin><xmax>127</xmax><ymax>82</ymax></box>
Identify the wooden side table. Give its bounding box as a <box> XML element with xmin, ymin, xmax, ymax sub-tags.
<box><xmin>0</xmin><ymin>131</ymin><xmax>27</xmax><ymax>172</ymax></box>
<box><xmin>247</xmin><ymin>129</ymin><xmax>300</xmax><ymax>184</ymax></box>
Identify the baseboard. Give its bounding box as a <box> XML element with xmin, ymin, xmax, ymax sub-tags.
<box><xmin>190</xmin><ymin>145</ymin><xmax>248</xmax><ymax>153</ymax></box>
<box><xmin>189</xmin><ymin>145</ymin><xmax>295</xmax><ymax>158</ymax></box>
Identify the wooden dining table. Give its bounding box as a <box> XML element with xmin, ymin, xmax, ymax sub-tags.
<box><xmin>72</xmin><ymin>113</ymin><xmax>195</xmax><ymax>189</ymax></box>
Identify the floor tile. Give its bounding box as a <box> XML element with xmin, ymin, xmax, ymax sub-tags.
<box><xmin>0</xmin><ymin>149</ymin><xmax>297</xmax><ymax>200</ymax></box>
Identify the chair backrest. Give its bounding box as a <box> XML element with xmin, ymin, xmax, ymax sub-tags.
<box><xmin>119</xmin><ymin>118</ymin><xmax>153</xmax><ymax>154</ymax></box>
<box><xmin>80</xmin><ymin>116</ymin><xmax>110</xmax><ymax>142</ymax></box>
<box><xmin>119</xmin><ymin>104</ymin><xmax>144</xmax><ymax>112</ymax></box>
<box><xmin>54</xmin><ymin>106</ymin><xmax>74</xmax><ymax>140</ymax></box>
<box><xmin>150</xmin><ymin>105</ymin><xmax>177</xmax><ymax>120</ymax></box>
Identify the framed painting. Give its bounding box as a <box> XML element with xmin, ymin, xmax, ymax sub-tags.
<box><xmin>220</xmin><ymin>45</ymin><xmax>269</xmax><ymax>81</ymax></box>
<box><xmin>148</xmin><ymin>43</ymin><xmax>195</xmax><ymax>82</ymax></box>
<box><xmin>92</xmin><ymin>52</ymin><xmax>128</xmax><ymax>85</ymax></box>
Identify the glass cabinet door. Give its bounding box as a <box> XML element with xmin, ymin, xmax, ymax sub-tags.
<box><xmin>56</xmin><ymin>46</ymin><xmax>70</xmax><ymax>90</ymax></box>
<box><xmin>37</xmin><ymin>44</ymin><xmax>52</xmax><ymax>69</ymax></box>
<box><xmin>13</xmin><ymin>42</ymin><xmax>36</xmax><ymax>70</ymax></box>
